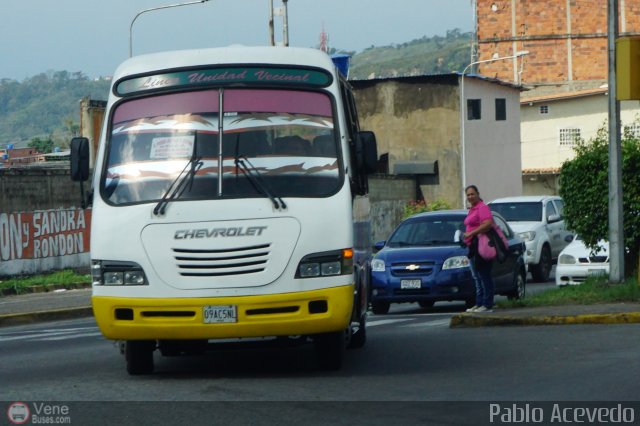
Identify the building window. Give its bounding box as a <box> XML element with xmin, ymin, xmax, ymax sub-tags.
<box><xmin>626</xmin><ymin>122</ymin><xmax>640</xmax><ymax>138</ymax></box>
<box><xmin>467</xmin><ymin>99</ymin><xmax>481</xmax><ymax>120</ymax></box>
<box><xmin>495</xmin><ymin>98</ymin><xmax>506</xmax><ymax>121</ymax></box>
<box><xmin>559</xmin><ymin>128</ymin><xmax>581</xmax><ymax>146</ymax></box>
<box><xmin>539</xmin><ymin>105</ymin><xmax>549</xmax><ymax>114</ymax></box>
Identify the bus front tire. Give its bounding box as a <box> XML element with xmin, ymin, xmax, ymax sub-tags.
<box><xmin>314</xmin><ymin>331</ymin><xmax>345</xmax><ymax>371</ymax></box>
<box><xmin>125</xmin><ymin>340</ymin><xmax>156</xmax><ymax>375</ymax></box>
<box><xmin>347</xmin><ymin>313</ymin><xmax>366</xmax><ymax>349</ymax></box>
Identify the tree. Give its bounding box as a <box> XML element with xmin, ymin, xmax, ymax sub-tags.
<box><xmin>28</xmin><ymin>136</ymin><xmax>54</xmax><ymax>154</ymax></box>
<box><xmin>559</xmin><ymin>125</ymin><xmax>640</xmax><ymax>277</ymax></box>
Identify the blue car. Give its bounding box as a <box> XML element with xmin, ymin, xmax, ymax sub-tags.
<box><xmin>369</xmin><ymin>210</ymin><xmax>526</xmax><ymax>314</ymax></box>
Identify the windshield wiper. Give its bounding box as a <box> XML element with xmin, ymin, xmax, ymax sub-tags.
<box><xmin>153</xmin><ymin>137</ymin><xmax>203</xmax><ymax>216</ymax></box>
<box><xmin>235</xmin><ymin>156</ymin><xmax>286</xmax><ymax>210</ymax></box>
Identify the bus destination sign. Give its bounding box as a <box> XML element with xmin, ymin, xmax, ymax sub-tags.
<box><xmin>116</xmin><ymin>66</ymin><xmax>333</xmax><ymax>95</ymax></box>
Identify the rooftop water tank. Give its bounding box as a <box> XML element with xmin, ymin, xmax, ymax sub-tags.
<box><xmin>331</xmin><ymin>54</ymin><xmax>351</xmax><ymax>79</ymax></box>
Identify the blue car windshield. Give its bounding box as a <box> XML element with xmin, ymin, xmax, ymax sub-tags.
<box><xmin>387</xmin><ymin>217</ymin><xmax>463</xmax><ymax>246</ymax></box>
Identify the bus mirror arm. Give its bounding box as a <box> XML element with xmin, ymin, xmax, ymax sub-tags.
<box><xmin>351</xmin><ymin>131</ymin><xmax>378</xmax><ymax>196</ymax></box>
<box><xmin>355</xmin><ymin>131</ymin><xmax>378</xmax><ymax>175</ymax></box>
<box><xmin>70</xmin><ymin>137</ymin><xmax>91</xmax><ymax>209</ymax></box>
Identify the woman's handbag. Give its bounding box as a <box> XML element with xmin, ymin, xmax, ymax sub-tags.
<box><xmin>489</xmin><ymin>225</ymin><xmax>509</xmax><ymax>263</ymax></box>
<box><xmin>477</xmin><ymin>232</ymin><xmax>497</xmax><ymax>261</ymax></box>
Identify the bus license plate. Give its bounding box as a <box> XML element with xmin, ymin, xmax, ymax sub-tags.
<box><xmin>203</xmin><ymin>305</ymin><xmax>238</xmax><ymax>324</ymax></box>
<box><xmin>401</xmin><ymin>279</ymin><xmax>421</xmax><ymax>289</ymax></box>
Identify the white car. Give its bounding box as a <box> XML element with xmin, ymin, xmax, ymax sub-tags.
<box><xmin>489</xmin><ymin>195</ymin><xmax>573</xmax><ymax>282</ymax></box>
<box><xmin>555</xmin><ymin>235</ymin><xmax>609</xmax><ymax>286</ymax></box>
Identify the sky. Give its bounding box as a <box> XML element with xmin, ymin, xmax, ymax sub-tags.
<box><xmin>1</xmin><ymin>0</ymin><xmax>473</xmax><ymax>81</ymax></box>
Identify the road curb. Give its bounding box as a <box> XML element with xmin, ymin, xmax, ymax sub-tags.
<box><xmin>0</xmin><ymin>307</ymin><xmax>94</xmax><ymax>328</ymax></box>
<box><xmin>450</xmin><ymin>312</ymin><xmax>640</xmax><ymax>327</ymax></box>
<box><xmin>0</xmin><ymin>282</ymin><xmax>92</xmax><ymax>297</ymax></box>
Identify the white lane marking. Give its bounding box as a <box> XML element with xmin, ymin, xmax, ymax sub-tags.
<box><xmin>40</xmin><ymin>331</ymin><xmax>104</xmax><ymax>341</ymax></box>
<box><xmin>0</xmin><ymin>327</ymin><xmax>99</xmax><ymax>342</ymax></box>
<box><xmin>366</xmin><ymin>318</ymin><xmax>413</xmax><ymax>327</ymax></box>
<box><xmin>402</xmin><ymin>319</ymin><xmax>451</xmax><ymax>328</ymax></box>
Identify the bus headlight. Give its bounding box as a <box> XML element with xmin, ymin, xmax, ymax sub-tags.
<box><xmin>296</xmin><ymin>249</ymin><xmax>353</xmax><ymax>278</ymax></box>
<box><xmin>92</xmin><ymin>260</ymin><xmax>148</xmax><ymax>286</ymax></box>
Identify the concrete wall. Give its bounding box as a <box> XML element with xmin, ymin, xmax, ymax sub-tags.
<box><xmin>0</xmin><ymin>167</ymin><xmax>82</xmax><ymax>212</ymax></box>
<box><xmin>522</xmin><ymin>174</ymin><xmax>560</xmax><ymax>196</ymax></box>
<box><xmin>0</xmin><ymin>167</ymin><xmax>90</xmax><ymax>277</ymax></box>
<box><xmin>368</xmin><ymin>175</ymin><xmax>416</xmax><ymax>242</ymax></box>
<box><xmin>353</xmin><ymin>76</ymin><xmax>464</xmax><ymax>209</ymax></box>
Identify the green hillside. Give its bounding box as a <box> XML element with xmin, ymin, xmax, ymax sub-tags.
<box><xmin>0</xmin><ymin>31</ymin><xmax>472</xmax><ymax>150</ymax></box>
<box><xmin>348</xmin><ymin>29</ymin><xmax>471</xmax><ymax>79</ymax></box>
<box><xmin>0</xmin><ymin>71</ymin><xmax>111</xmax><ymax>149</ymax></box>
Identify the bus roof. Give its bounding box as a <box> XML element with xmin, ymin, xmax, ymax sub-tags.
<box><xmin>113</xmin><ymin>46</ymin><xmax>337</xmax><ymax>82</ymax></box>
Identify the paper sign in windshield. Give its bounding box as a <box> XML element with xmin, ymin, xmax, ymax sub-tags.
<box><xmin>150</xmin><ymin>135</ymin><xmax>194</xmax><ymax>159</ymax></box>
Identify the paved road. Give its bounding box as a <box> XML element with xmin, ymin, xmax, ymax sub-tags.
<box><xmin>2</xmin><ymin>314</ymin><xmax>640</xmax><ymax>402</ymax></box>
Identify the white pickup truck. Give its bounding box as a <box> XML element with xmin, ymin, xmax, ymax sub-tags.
<box><xmin>489</xmin><ymin>195</ymin><xmax>573</xmax><ymax>282</ymax></box>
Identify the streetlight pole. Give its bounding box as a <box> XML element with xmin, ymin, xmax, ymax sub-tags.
<box><xmin>459</xmin><ymin>51</ymin><xmax>529</xmax><ymax>207</ymax></box>
<box><xmin>129</xmin><ymin>0</ymin><xmax>210</xmax><ymax>57</ymax></box>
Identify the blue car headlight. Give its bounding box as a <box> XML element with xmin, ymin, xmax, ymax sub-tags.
<box><xmin>442</xmin><ymin>256</ymin><xmax>470</xmax><ymax>270</ymax></box>
<box><xmin>371</xmin><ymin>258</ymin><xmax>386</xmax><ymax>272</ymax></box>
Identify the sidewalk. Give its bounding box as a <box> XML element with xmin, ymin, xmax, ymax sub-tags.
<box><xmin>450</xmin><ymin>302</ymin><xmax>640</xmax><ymax>327</ymax></box>
<box><xmin>0</xmin><ymin>288</ymin><xmax>93</xmax><ymax>327</ymax></box>
<box><xmin>2</xmin><ymin>287</ymin><xmax>640</xmax><ymax>327</ymax></box>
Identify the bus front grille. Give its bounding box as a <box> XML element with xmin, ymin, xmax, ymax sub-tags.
<box><xmin>172</xmin><ymin>243</ymin><xmax>270</xmax><ymax>277</ymax></box>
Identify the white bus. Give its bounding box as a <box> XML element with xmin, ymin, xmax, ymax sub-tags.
<box><xmin>71</xmin><ymin>46</ymin><xmax>377</xmax><ymax>375</ymax></box>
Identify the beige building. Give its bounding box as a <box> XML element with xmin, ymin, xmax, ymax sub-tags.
<box><xmin>520</xmin><ymin>87</ymin><xmax>640</xmax><ymax>194</ymax></box>
<box><xmin>352</xmin><ymin>73</ymin><xmax>523</xmax><ymax>209</ymax></box>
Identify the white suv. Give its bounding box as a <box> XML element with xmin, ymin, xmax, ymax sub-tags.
<box><xmin>489</xmin><ymin>195</ymin><xmax>572</xmax><ymax>282</ymax></box>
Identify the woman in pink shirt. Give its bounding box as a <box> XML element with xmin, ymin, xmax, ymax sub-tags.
<box><xmin>463</xmin><ymin>185</ymin><xmax>496</xmax><ymax>312</ymax></box>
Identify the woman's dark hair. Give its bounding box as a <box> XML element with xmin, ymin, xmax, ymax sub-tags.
<box><xmin>465</xmin><ymin>185</ymin><xmax>483</xmax><ymax>202</ymax></box>
<box><xmin>465</xmin><ymin>185</ymin><xmax>479</xmax><ymax>194</ymax></box>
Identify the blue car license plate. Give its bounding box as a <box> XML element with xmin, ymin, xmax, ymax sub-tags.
<box><xmin>400</xmin><ymin>279</ymin><xmax>421</xmax><ymax>289</ymax></box>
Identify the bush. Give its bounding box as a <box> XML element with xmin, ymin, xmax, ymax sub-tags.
<box><xmin>559</xmin><ymin>123</ymin><xmax>640</xmax><ymax>277</ymax></box>
<box><xmin>402</xmin><ymin>198</ymin><xmax>451</xmax><ymax>219</ymax></box>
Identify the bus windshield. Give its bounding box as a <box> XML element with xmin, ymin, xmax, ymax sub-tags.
<box><xmin>102</xmin><ymin>88</ymin><xmax>341</xmax><ymax>205</ymax></box>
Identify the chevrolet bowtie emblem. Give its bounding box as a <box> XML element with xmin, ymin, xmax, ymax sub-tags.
<box><xmin>406</xmin><ymin>264</ymin><xmax>420</xmax><ymax>271</ymax></box>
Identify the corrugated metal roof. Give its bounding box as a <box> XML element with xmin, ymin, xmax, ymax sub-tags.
<box><xmin>521</xmin><ymin>87</ymin><xmax>608</xmax><ymax>104</ymax></box>
<box><xmin>350</xmin><ymin>72</ymin><xmax>525</xmax><ymax>91</ymax></box>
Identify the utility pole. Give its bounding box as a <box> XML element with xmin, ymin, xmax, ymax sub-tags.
<box><xmin>268</xmin><ymin>0</ymin><xmax>289</xmax><ymax>46</ymax></box>
<box><xmin>268</xmin><ymin>0</ymin><xmax>275</xmax><ymax>46</ymax></box>
<box><xmin>608</xmin><ymin>0</ymin><xmax>625</xmax><ymax>282</ymax></box>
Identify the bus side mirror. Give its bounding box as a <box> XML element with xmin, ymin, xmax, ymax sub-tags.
<box><xmin>70</xmin><ymin>137</ymin><xmax>90</xmax><ymax>182</ymax></box>
<box><xmin>356</xmin><ymin>131</ymin><xmax>378</xmax><ymax>174</ymax></box>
